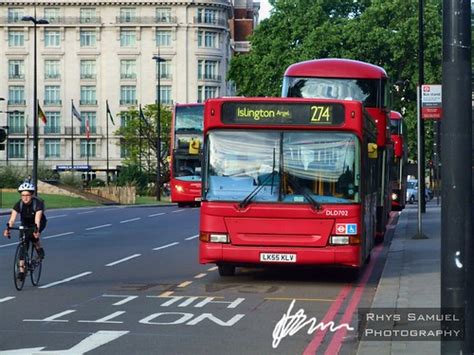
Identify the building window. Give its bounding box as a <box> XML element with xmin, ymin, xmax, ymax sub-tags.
<box><xmin>120</xmin><ymin>86</ymin><xmax>137</xmax><ymax>105</ymax></box>
<box><xmin>44</xmin><ymin>8</ymin><xmax>60</xmax><ymax>23</ymax></box>
<box><xmin>45</xmin><ymin>60</ymin><xmax>60</xmax><ymax>79</ymax></box>
<box><xmin>8</xmin><ymin>111</ymin><xmax>25</xmax><ymax>134</ymax></box>
<box><xmin>8</xmin><ymin>30</ymin><xmax>24</xmax><ymax>47</ymax></box>
<box><xmin>121</xmin><ymin>60</ymin><xmax>136</xmax><ymax>79</ymax></box>
<box><xmin>157</xmin><ymin>85</ymin><xmax>172</xmax><ymax>105</ymax></box>
<box><xmin>8</xmin><ymin>8</ymin><xmax>23</xmax><ymax>23</ymax></box>
<box><xmin>156</xmin><ymin>8</ymin><xmax>171</xmax><ymax>22</ymax></box>
<box><xmin>80</xmin><ymin>139</ymin><xmax>96</xmax><ymax>157</ymax></box>
<box><xmin>197</xmin><ymin>86</ymin><xmax>219</xmax><ymax>103</ymax></box>
<box><xmin>8</xmin><ymin>139</ymin><xmax>25</xmax><ymax>159</ymax></box>
<box><xmin>80</xmin><ymin>60</ymin><xmax>96</xmax><ymax>79</ymax></box>
<box><xmin>45</xmin><ymin>139</ymin><xmax>61</xmax><ymax>158</ymax></box>
<box><xmin>197</xmin><ymin>8</ymin><xmax>217</xmax><ymax>24</ymax></box>
<box><xmin>120</xmin><ymin>29</ymin><xmax>136</xmax><ymax>47</ymax></box>
<box><xmin>80</xmin><ymin>30</ymin><xmax>96</xmax><ymax>47</ymax></box>
<box><xmin>80</xmin><ymin>8</ymin><xmax>97</xmax><ymax>23</ymax></box>
<box><xmin>80</xmin><ymin>86</ymin><xmax>97</xmax><ymax>105</ymax></box>
<box><xmin>198</xmin><ymin>31</ymin><xmax>218</xmax><ymax>48</ymax></box>
<box><xmin>198</xmin><ymin>60</ymin><xmax>219</xmax><ymax>80</ymax></box>
<box><xmin>44</xmin><ymin>85</ymin><xmax>61</xmax><ymax>105</ymax></box>
<box><xmin>120</xmin><ymin>8</ymin><xmax>136</xmax><ymax>22</ymax></box>
<box><xmin>120</xmin><ymin>139</ymin><xmax>129</xmax><ymax>158</ymax></box>
<box><xmin>9</xmin><ymin>60</ymin><xmax>24</xmax><ymax>79</ymax></box>
<box><xmin>81</xmin><ymin>112</ymin><xmax>97</xmax><ymax>134</ymax></box>
<box><xmin>120</xmin><ymin>111</ymin><xmax>132</xmax><ymax>127</ymax></box>
<box><xmin>156</xmin><ymin>30</ymin><xmax>171</xmax><ymax>46</ymax></box>
<box><xmin>44</xmin><ymin>29</ymin><xmax>61</xmax><ymax>47</ymax></box>
<box><xmin>8</xmin><ymin>86</ymin><xmax>25</xmax><ymax>105</ymax></box>
<box><xmin>156</xmin><ymin>60</ymin><xmax>171</xmax><ymax>79</ymax></box>
<box><xmin>44</xmin><ymin>112</ymin><xmax>61</xmax><ymax>134</ymax></box>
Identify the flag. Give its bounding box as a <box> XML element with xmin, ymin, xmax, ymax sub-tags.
<box><xmin>139</xmin><ymin>105</ymin><xmax>146</xmax><ymax>122</ymax></box>
<box><xmin>38</xmin><ymin>103</ymin><xmax>47</xmax><ymax>124</ymax></box>
<box><xmin>85</xmin><ymin>117</ymin><xmax>90</xmax><ymax>140</ymax></box>
<box><xmin>72</xmin><ymin>102</ymin><xmax>82</xmax><ymax>122</ymax></box>
<box><xmin>106</xmin><ymin>100</ymin><xmax>115</xmax><ymax>125</ymax></box>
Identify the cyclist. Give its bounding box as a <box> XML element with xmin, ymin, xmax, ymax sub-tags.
<box><xmin>3</xmin><ymin>182</ymin><xmax>46</xmax><ymax>278</ymax></box>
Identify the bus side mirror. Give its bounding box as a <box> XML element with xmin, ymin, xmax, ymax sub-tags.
<box><xmin>368</xmin><ymin>143</ymin><xmax>378</xmax><ymax>159</ymax></box>
<box><xmin>189</xmin><ymin>139</ymin><xmax>200</xmax><ymax>155</ymax></box>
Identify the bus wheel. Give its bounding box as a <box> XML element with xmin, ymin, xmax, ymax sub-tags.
<box><xmin>218</xmin><ymin>264</ymin><xmax>235</xmax><ymax>276</ymax></box>
<box><xmin>177</xmin><ymin>203</ymin><xmax>186</xmax><ymax>208</ymax></box>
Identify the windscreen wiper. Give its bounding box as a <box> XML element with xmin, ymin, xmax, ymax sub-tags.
<box><xmin>287</xmin><ymin>175</ymin><xmax>322</xmax><ymax>211</ymax></box>
<box><xmin>239</xmin><ymin>149</ymin><xmax>277</xmax><ymax>210</ymax></box>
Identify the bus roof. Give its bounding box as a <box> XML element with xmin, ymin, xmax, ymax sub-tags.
<box><xmin>390</xmin><ymin>111</ymin><xmax>402</xmax><ymax>120</ymax></box>
<box><xmin>284</xmin><ymin>58</ymin><xmax>388</xmax><ymax>79</ymax></box>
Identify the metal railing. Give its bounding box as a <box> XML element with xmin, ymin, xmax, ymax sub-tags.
<box><xmin>7</xmin><ymin>99</ymin><xmax>26</xmax><ymax>105</ymax></box>
<box><xmin>193</xmin><ymin>17</ymin><xmax>228</xmax><ymax>27</ymax></box>
<box><xmin>45</xmin><ymin>73</ymin><xmax>61</xmax><ymax>79</ymax></box>
<box><xmin>43</xmin><ymin>126</ymin><xmax>61</xmax><ymax>134</ymax></box>
<box><xmin>116</xmin><ymin>16</ymin><xmax>177</xmax><ymax>24</ymax></box>
<box><xmin>0</xmin><ymin>16</ymin><xmax>102</xmax><ymax>25</ymax></box>
<box><xmin>9</xmin><ymin>74</ymin><xmax>25</xmax><ymax>80</ymax></box>
<box><xmin>157</xmin><ymin>73</ymin><xmax>172</xmax><ymax>80</ymax></box>
<box><xmin>80</xmin><ymin>74</ymin><xmax>96</xmax><ymax>80</ymax></box>
<box><xmin>44</xmin><ymin>100</ymin><xmax>62</xmax><ymax>106</ymax></box>
<box><xmin>120</xmin><ymin>99</ymin><xmax>138</xmax><ymax>106</ymax></box>
<box><xmin>79</xmin><ymin>100</ymin><xmax>98</xmax><ymax>105</ymax></box>
<box><xmin>198</xmin><ymin>74</ymin><xmax>222</xmax><ymax>81</ymax></box>
<box><xmin>121</xmin><ymin>73</ymin><xmax>137</xmax><ymax>79</ymax></box>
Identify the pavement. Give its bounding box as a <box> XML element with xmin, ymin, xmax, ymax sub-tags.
<box><xmin>357</xmin><ymin>202</ymin><xmax>441</xmax><ymax>354</ymax></box>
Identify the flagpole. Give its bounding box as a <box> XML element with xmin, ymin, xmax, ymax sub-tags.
<box><xmin>25</xmin><ymin>122</ymin><xmax>29</xmax><ymax>170</ymax></box>
<box><xmin>139</xmin><ymin>105</ymin><xmax>143</xmax><ymax>172</ymax></box>
<box><xmin>71</xmin><ymin>100</ymin><xmax>74</xmax><ymax>171</ymax></box>
<box><xmin>106</xmin><ymin>100</ymin><xmax>109</xmax><ymax>185</ymax></box>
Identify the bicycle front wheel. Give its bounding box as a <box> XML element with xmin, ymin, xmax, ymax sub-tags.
<box><xmin>13</xmin><ymin>244</ymin><xmax>26</xmax><ymax>291</ymax></box>
<box><xmin>30</xmin><ymin>247</ymin><xmax>42</xmax><ymax>286</ymax></box>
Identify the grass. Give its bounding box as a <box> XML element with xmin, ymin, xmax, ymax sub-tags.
<box><xmin>135</xmin><ymin>195</ymin><xmax>171</xmax><ymax>205</ymax></box>
<box><xmin>0</xmin><ymin>190</ymin><xmax>100</xmax><ymax>209</ymax></box>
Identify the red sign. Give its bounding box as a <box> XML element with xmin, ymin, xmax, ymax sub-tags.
<box><xmin>421</xmin><ymin>107</ymin><xmax>443</xmax><ymax>120</ymax></box>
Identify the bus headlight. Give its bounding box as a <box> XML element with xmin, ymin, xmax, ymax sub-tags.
<box><xmin>199</xmin><ymin>232</ymin><xmax>229</xmax><ymax>243</ymax></box>
<box><xmin>175</xmin><ymin>185</ymin><xmax>184</xmax><ymax>192</ymax></box>
<box><xmin>330</xmin><ymin>236</ymin><xmax>350</xmax><ymax>245</ymax></box>
<box><xmin>391</xmin><ymin>192</ymin><xmax>398</xmax><ymax>201</ymax></box>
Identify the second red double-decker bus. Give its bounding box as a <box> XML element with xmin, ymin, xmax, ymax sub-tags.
<box><xmin>389</xmin><ymin>111</ymin><xmax>408</xmax><ymax>210</ymax></box>
<box><xmin>282</xmin><ymin>58</ymin><xmax>393</xmax><ymax>242</ymax></box>
<box><xmin>199</xmin><ymin>97</ymin><xmax>378</xmax><ymax>277</ymax></box>
<box><xmin>170</xmin><ymin>103</ymin><xmax>204</xmax><ymax>207</ymax></box>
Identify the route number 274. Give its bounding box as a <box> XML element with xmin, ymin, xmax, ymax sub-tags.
<box><xmin>310</xmin><ymin>106</ymin><xmax>331</xmax><ymax>123</ymax></box>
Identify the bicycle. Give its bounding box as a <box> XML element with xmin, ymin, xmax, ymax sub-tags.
<box><xmin>6</xmin><ymin>224</ymin><xmax>43</xmax><ymax>291</ymax></box>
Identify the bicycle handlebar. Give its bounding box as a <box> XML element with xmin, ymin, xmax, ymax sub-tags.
<box><xmin>5</xmin><ymin>224</ymin><xmax>37</xmax><ymax>232</ymax></box>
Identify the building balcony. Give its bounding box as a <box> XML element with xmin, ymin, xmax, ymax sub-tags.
<box><xmin>157</xmin><ymin>73</ymin><xmax>172</xmax><ymax>80</ymax></box>
<box><xmin>9</xmin><ymin>74</ymin><xmax>24</xmax><ymax>80</ymax></box>
<box><xmin>121</xmin><ymin>73</ymin><xmax>137</xmax><ymax>80</ymax></box>
<box><xmin>45</xmin><ymin>73</ymin><xmax>61</xmax><ymax>80</ymax></box>
<box><xmin>115</xmin><ymin>16</ymin><xmax>177</xmax><ymax>24</ymax></box>
<box><xmin>44</xmin><ymin>100</ymin><xmax>62</xmax><ymax>106</ymax></box>
<box><xmin>198</xmin><ymin>74</ymin><xmax>222</xmax><ymax>82</ymax></box>
<box><xmin>120</xmin><ymin>99</ymin><xmax>138</xmax><ymax>106</ymax></box>
<box><xmin>2</xmin><ymin>16</ymin><xmax>102</xmax><ymax>25</ymax></box>
<box><xmin>8</xmin><ymin>99</ymin><xmax>26</xmax><ymax>105</ymax></box>
<box><xmin>8</xmin><ymin>127</ymin><xmax>25</xmax><ymax>135</ymax></box>
<box><xmin>193</xmin><ymin>17</ymin><xmax>228</xmax><ymax>27</ymax></box>
<box><xmin>80</xmin><ymin>74</ymin><xmax>97</xmax><ymax>80</ymax></box>
<box><xmin>43</xmin><ymin>126</ymin><xmax>61</xmax><ymax>135</ymax></box>
<box><xmin>80</xmin><ymin>127</ymin><xmax>98</xmax><ymax>135</ymax></box>
<box><xmin>80</xmin><ymin>100</ymin><xmax>97</xmax><ymax>106</ymax></box>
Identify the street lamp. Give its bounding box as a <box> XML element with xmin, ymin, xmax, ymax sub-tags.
<box><xmin>152</xmin><ymin>55</ymin><xmax>165</xmax><ymax>201</ymax></box>
<box><xmin>22</xmin><ymin>14</ymin><xmax>48</xmax><ymax>195</ymax></box>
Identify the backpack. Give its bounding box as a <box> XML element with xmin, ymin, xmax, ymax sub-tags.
<box><xmin>20</xmin><ymin>197</ymin><xmax>47</xmax><ymax>232</ymax></box>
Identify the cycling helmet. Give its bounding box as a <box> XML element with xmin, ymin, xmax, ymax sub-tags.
<box><xmin>18</xmin><ymin>182</ymin><xmax>35</xmax><ymax>193</ymax></box>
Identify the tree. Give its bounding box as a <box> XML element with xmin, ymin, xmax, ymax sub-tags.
<box><xmin>115</xmin><ymin>104</ymin><xmax>172</xmax><ymax>189</ymax></box>
<box><xmin>228</xmin><ymin>0</ymin><xmax>442</xmax><ymax>160</ymax></box>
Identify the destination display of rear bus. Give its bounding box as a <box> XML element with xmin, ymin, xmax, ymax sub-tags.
<box><xmin>199</xmin><ymin>97</ymin><xmax>378</xmax><ymax>277</ymax></box>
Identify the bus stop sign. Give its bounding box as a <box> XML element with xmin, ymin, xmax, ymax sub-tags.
<box><xmin>421</xmin><ymin>84</ymin><xmax>442</xmax><ymax>120</ymax></box>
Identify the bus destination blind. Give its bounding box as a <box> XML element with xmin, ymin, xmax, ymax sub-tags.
<box><xmin>221</xmin><ymin>102</ymin><xmax>345</xmax><ymax>126</ymax></box>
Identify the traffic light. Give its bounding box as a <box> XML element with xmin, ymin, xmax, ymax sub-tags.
<box><xmin>0</xmin><ymin>128</ymin><xmax>6</xmax><ymax>143</ymax></box>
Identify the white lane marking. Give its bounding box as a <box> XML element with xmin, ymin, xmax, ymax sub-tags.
<box><xmin>44</xmin><ymin>232</ymin><xmax>75</xmax><ymax>240</ymax></box>
<box><xmin>78</xmin><ymin>210</ymin><xmax>95</xmax><ymax>215</ymax></box>
<box><xmin>194</xmin><ymin>273</ymin><xmax>207</xmax><ymax>279</ymax></box>
<box><xmin>78</xmin><ymin>311</ymin><xmax>126</xmax><ymax>324</ymax></box>
<box><xmin>39</xmin><ymin>271</ymin><xmax>92</xmax><ymax>289</ymax></box>
<box><xmin>0</xmin><ymin>296</ymin><xmax>15</xmax><ymax>303</ymax></box>
<box><xmin>177</xmin><ymin>281</ymin><xmax>193</xmax><ymax>288</ymax></box>
<box><xmin>153</xmin><ymin>242</ymin><xmax>179</xmax><ymax>251</ymax></box>
<box><xmin>172</xmin><ymin>209</ymin><xmax>186</xmax><ymax>213</ymax></box>
<box><xmin>148</xmin><ymin>212</ymin><xmax>165</xmax><ymax>217</ymax></box>
<box><xmin>106</xmin><ymin>254</ymin><xmax>141</xmax><ymax>267</ymax></box>
<box><xmin>208</xmin><ymin>266</ymin><xmax>218</xmax><ymax>271</ymax></box>
<box><xmin>120</xmin><ymin>217</ymin><xmax>141</xmax><ymax>224</ymax></box>
<box><xmin>47</xmin><ymin>214</ymin><xmax>68</xmax><ymax>219</ymax></box>
<box><xmin>86</xmin><ymin>224</ymin><xmax>112</xmax><ymax>231</ymax></box>
<box><xmin>103</xmin><ymin>295</ymin><xmax>139</xmax><ymax>306</ymax></box>
<box><xmin>24</xmin><ymin>309</ymin><xmax>76</xmax><ymax>322</ymax></box>
<box><xmin>185</xmin><ymin>234</ymin><xmax>199</xmax><ymax>241</ymax></box>
<box><xmin>0</xmin><ymin>242</ymin><xmax>18</xmax><ymax>249</ymax></box>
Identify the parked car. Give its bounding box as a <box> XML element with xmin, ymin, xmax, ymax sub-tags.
<box><xmin>406</xmin><ymin>180</ymin><xmax>432</xmax><ymax>204</ymax></box>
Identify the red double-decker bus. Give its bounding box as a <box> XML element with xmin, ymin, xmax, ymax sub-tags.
<box><xmin>389</xmin><ymin>111</ymin><xmax>407</xmax><ymax>210</ymax></box>
<box><xmin>199</xmin><ymin>97</ymin><xmax>378</xmax><ymax>277</ymax></box>
<box><xmin>170</xmin><ymin>103</ymin><xmax>204</xmax><ymax>207</ymax></box>
<box><xmin>282</xmin><ymin>58</ymin><xmax>392</xmax><ymax>242</ymax></box>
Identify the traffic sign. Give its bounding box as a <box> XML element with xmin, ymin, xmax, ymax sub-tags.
<box><xmin>421</xmin><ymin>84</ymin><xmax>442</xmax><ymax>120</ymax></box>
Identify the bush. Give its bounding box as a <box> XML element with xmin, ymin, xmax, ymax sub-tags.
<box><xmin>0</xmin><ymin>166</ymin><xmax>27</xmax><ymax>188</ymax></box>
<box><xmin>90</xmin><ymin>178</ymin><xmax>106</xmax><ymax>187</ymax></box>
<box><xmin>116</xmin><ymin>164</ymin><xmax>148</xmax><ymax>195</ymax></box>
<box><xmin>59</xmin><ymin>172</ymin><xmax>83</xmax><ymax>189</ymax></box>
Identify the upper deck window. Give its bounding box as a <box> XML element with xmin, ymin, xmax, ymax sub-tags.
<box><xmin>175</xmin><ymin>105</ymin><xmax>204</xmax><ymax>132</ymax></box>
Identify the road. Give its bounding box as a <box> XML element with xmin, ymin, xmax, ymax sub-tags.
<box><xmin>0</xmin><ymin>205</ymin><xmax>397</xmax><ymax>354</ymax></box>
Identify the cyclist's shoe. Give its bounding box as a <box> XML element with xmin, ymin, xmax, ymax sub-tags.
<box><xmin>37</xmin><ymin>248</ymin><xmax>45</xmax><ymax>259</ymax></box>
<box><xmin>17</xmin><ymin>272</ymin><xmax>25</xmax><ymax>281</ymax></box>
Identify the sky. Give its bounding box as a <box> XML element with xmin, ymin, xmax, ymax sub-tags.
<box><xmin>259</xmin><ymin>0</ymin><xmax>273</xmax><ymax>20</ymax></box>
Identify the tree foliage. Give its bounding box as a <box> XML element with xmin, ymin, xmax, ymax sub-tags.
<box><xmin>115</xmin><ymin>104</ymin><xmax>172</xmax><ymax>188</ymax></box>
<box><xmin>228</xmin><ymin>0</ymin><xmax>442</xmax><ymax>160</ymax></box>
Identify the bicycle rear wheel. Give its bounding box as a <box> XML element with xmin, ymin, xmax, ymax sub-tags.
<box><xmin>13</xmin><ymin>244</ymin><xmax>26</xmax><ymax>291</ymax></box>
<box><xmin>30</xmin><ymin>247</ymin><xmax>42</xmax><ymax>286</ymax></box>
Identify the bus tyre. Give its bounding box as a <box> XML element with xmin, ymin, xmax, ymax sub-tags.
<box><xmin>177</xmin><ymin>203</ymin><xmax>186</xmax><ymax>208</ymax></box>
<box><xmin>218</xmin><ymin>264</ymin><xmax>235</xmax><ymax>276</ymax></box>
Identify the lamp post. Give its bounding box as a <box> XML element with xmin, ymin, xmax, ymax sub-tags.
<box><xmin>0</xmin><ymin>110</ymin><xmax>20</xmax><ymax>166</ymax></box>
<box><xmin>152</xmin><ymin>55</ymin><xmax>165</xmax><ymax>201</ymax></box>
<box><xmin>22</xmin><ymin>13</ymin><xmax>48</xmax><ymax>195</ymax></box>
